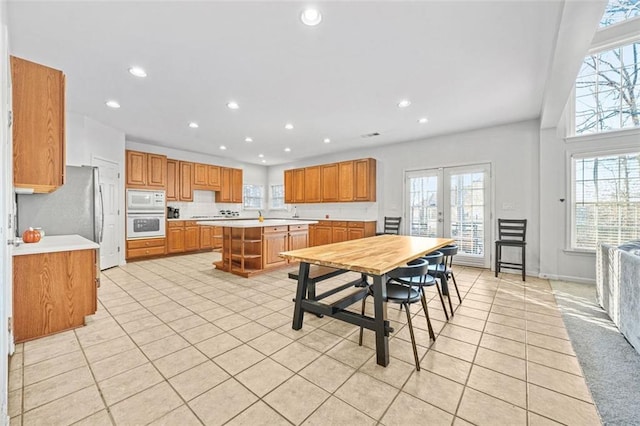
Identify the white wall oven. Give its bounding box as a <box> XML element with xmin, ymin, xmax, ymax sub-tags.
<box><xmin>126</xmin><ymin>189</ymin><xmax>166</xmax><ymax>239</ymax></box>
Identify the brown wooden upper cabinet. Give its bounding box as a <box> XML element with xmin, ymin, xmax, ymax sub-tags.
<box><xmin>126</xmin><ymin>150</ymin><xmax>167</xmax><ymax>189</ymax></box>
<box><xmin>11</xmin><ymin>56</ymin><xmax>66</xmax><ymax>193</ymax></box>
<box><xmin>166</xmin><ymin>159</ymin><xmax>178</xmax><ymax>201</ymax></box>
<box><xmin>179</xmin><ymin>161</ymin><xmax>194</xmax><ymax>201</ymax></box>
<box><xmin>215</xmin><ymin>167</ymin><xmax>243</xmax><ymax>203</ymax></box>
<box><xmin>208</xmin><ymin>165</ymin><xmax>221</xmax><ymax>191</ymax></box>
<box><xmin>192</xmin><ymin>163</ymin><xmax>222</xmax><ymax>191</ymax></box>
<box><xmin>284</xmin><ymin>158</ymin><xmax>376</xmax><ymax>203</ymax></box>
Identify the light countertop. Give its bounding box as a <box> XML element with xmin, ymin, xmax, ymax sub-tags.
<box><xmin>197</xmin><ymin>219</ymin><xmax>318</xmax><ymax>228</ymax></box>
<box><xmin>12</xmin><ymin>235</ymin><xmax>99</xmax><ymax>256</ymax></box>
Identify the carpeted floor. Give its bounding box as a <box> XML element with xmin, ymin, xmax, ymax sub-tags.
<box><xmin>550</xmin><ymin>280</ymin><xmax>640</xmax><ymax>425</ymax></box>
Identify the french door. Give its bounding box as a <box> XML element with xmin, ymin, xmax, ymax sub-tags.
<box><xmin>405</xmin><ymin>163</ymin><xmax>492</xmax><ymax>267</ymax></box>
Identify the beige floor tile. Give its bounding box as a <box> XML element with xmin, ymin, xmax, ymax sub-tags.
<box><xmin>447</xmin><ymin>313</ymin><xmax>486</xmax><ymax>331</ymax></box>
<box><xmin>358</xmin><ymin>354</ymin><xmax>414</xmax><ymax>389</ymax></box>
<box><xmin>467</xmin><ymin>365</ymin><xmax>527</xmax><ymax>408</ymax></box>
<box><xmin>527</xmin><ymin>362</ymin><xmax>593</xmax><ymax>402</ymax></box>
<box><xmin>394</xmin><ymin>321</ymin><xmax>438</xmax><ymax>348</ymax></box>
<box><xmin>298</xmin><ymin>328</ymin><xmax>344</xmax><ymax>352</ymax></box>
<box><xmin>480</xmin><ymin>333</ymin><xmax>526</xmax><ymax>359</ymax></box>
<box><xmin>147</xmin><ymin>405</ymin><xmax>202</xmax><ymax>426</ymax></box>
<box><xmin>22</xmin><ymin>384</ymin><xmax>105</xmax><ymax>425</ymax></box>
<box><xmin>526</xmin><ymin>311</ymin><xmax>565</xmax><ymax>326</ymax></box>
<box><xmin>213</xmin><ymin>313</ymin><xmax>253</xmax><ymax>331</ymax></box>
<box><xmin>382</xmin><ymin>391</ymin><xmax>454</xmax><ymax>425</ymax></box>
<box><xmin>492</xmin><ymin>305</ymin><xmax>526</xmax><ymax>319</ymax></box>
<box><xmin>271</xmin><ymin>342</ymin><xmax>322</xmax><ymax>372</ymax></box>
<box><xmin>474</xmin><ymin>347</ymin><xmax>526</xmax><ymax>381</ymax></box>
<box><xmin>527</xmin><ymin>331</ymin><xmax>576</xmax><ymax>355</ymax></box>
<box><xmin>484</xmin><ymin>321</ymin><xmax>527</xmax><ymax>342</ymax></box>
<box><xmin>213</xmin><ymin>345</ymin><xmax>266</xmax><ymax>375</ymax></box>
<box><xmin>226</xmin><ymin>401</ymin><xmax>290</xmax><ymax>426</ymax></box>
<box><xmin>72</xmin><ymin>409</ymin><xmax>113</xmax><ymax>426</ymax></box>
<box><xmin>82</xmin><ymin>335</ymin><xmax>136</xmax><ymax>364</ymax></box>
<box><xmin>23</xmin><ymin>331</ymin><xmax>81</xmax><ymax>366</ymax></box>
<box><xmin>487</xmin><ymin>312</ymin><xmax>527</xmax><ymax>329</ymax></box>
<box><xmin>8</xmin><ymin>369</ymin><xmax>21</xmax><ymax>392</ymax></box>
<box><xmin>439</xmin><ymin>324</ymin><xmax>482</xmax><ymax>345</ymax></box>
<box><xmin>457</xmin><ymin>387</ymin><xmax>527</xmax><ymax>425</ymax></box>
<box><xmin>299</xmin><ymin>354</ymin><xmax>355</xmax><ymax>392</ymax></box>
<box><xmin>195</xmin><ymin>332</ymin><xmax>243</xmax><ymax>358</ymax></box>
<box><xmin>110</xmin><ymin>381</ymin><xmax>183</xmax><ymax>425</ymax></box>
<box><xmin>119</xmin><ymin>315</ymin><xmax>164</xmax><ymax>334</ymax></box>
<box><xmin>23</xmin><ymin>350</ymin><xmax>86</xmax><ymax>386</ymax></box>
<box><xmin>23</xmin><ymin>366</ymin><xmax>94</xmax><ymax>411</ymax></box>
<box><xmin>247</xmin><ymin>330</ymin><xmax>294</xmax><ymax>355</ymax></box>
<box><xmin>169</xmin><ymin>361</ymin><xmax>230</xmax><ymax>401</ymax></box>
<box><xmin>156</xmin><ymin>306</ymin><xmax>193</xmax><ymax>323</ymax></box>
<box><xmin>153</xmin><ymin>346</ymin><xmax>208</xmax><ymax>378</ymax></box>
<box><xmin>402</xmin><ymin>369</ymin><xmax>464</xmax><ymax>414</ymax></box>
<box><xmin>255</xmin><ymin>311</ymin><xmax>292</xmax><ymax>329</ymax></box>
<box><xmin>264</xmin><ymin>375</ymin><xmax>330</xmax><ymax>424</ymax></box>
<box><xmin>528</xmin><ymin>412</ymin><xmax>564</xmax><ymax>425</ymax></box>
<box><xmin>453</xmin><ymin>416</ymin><xmax>475</xmax><ymax>425</ymax></box>
<box><xmin>140</xmin><ymin>334</ymin><xmax>191</xmax><ymax>360</ymax></box>
<box><xmin>235</xmin><ymin>358</ymin><xmax>293</xmax><ymax>397</ymax></box>
<box><xmin>431</xmin><ymin>335</ymin><xmax>478</xmax><ymax>362</ymax></box>
<box><xmin>326</xmin><ymin>339</ymin><xmax>376</xmax><ymax>369</ymax></box>
<box><xmin>189</xmin><ymin>378</ymin><xmax>258</xmax><ymax>426</ymax></box>
<box><xmin>75</xmin><ymin>320</ymin><xmax>127</xmax><ymax>347</ymax></box>
<box><xmin>421</xmin><ymin>350</ymin><xmax>472</xmax><ymax>384</ymax></box>
<box><xmin>527</xmin><ymin>345</ymin><xmax>583</xmax><ymax>376</ymax></box>
<box><xmin>8</xmin><ymin>389</ymin><xmax>21</xmax><ymax>418</ymax></box>
<box><xmin>166</xmin><ymin>314</ymin><xmax>208</xmax><ymax>332</ymax></box>
<box><xmin>129</xmin><ymin>324</ymin><xmax>176</xmax><ymax>346</ymax></box>
<box><xmin>526</xmin><ymin>320</ymin><xmax>570</xmax><ymax>340</ymax></box>
<box><xmin>303</xmin><ymin>395</ymin><xmax>376</xmax><ymax>425</ymax></box>
<box><xmin>8</xmin><ymin>352</ymin><xmax>22</xmax><ymax>372</ymax></box>
<box><xmin>321</xmin><ymin>319</ymin><xmax>359</xmax><ymax>338</ymax></box>
<box><xmin>335</xmin><ymin>372</ymin><xmax>399</xmax><ymax>420</ymax></box>
<box><xmin>528</xmin><ymin>384</ymin><xmax>601</xmax><ymax>425</ymax></box>
<box><xmin>455</xmin><ymin>306</ymin><xmax>489</xmax><ymax>320</ymax></box>
<box><xmin>98</xmin><ymin>363</ymin><xmax>163</xmax><ymax>406</ymax></box>
<box><xmin>181</xmin><ymin>323</ymin><xmax>224</xmax><ymax>344</ymax></box>
<box><xmin>389</xmin><ymin>336</ymin><xmax>429</xmax><ymax>365</ymax></box>
<box><xmin>90</xmin><ymin>347</ymin><xmax>148</xmax><ymax>381</ymax></box>
<box><xmin>227</xmin><ymin>321</ymin><xmax>271</xmax><ymax>342</ymax></box>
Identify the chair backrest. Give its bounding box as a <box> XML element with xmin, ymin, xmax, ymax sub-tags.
<box><xmin>383</xmin><ymin>217</ymin><xmax>402</xmax><ymax>235</ymax></box>
<box><xmin>439</xmin><ymin>244</ymin><xmax>458</xmax><ymax>268</ymax></box>
<box><xmin>497</xmin><ymin>219</ymin><xmax>527</xmax><ymax>242</ymax></box>
<box><xmin>422</xmin><ymin>251</ymin><xmax>444</xmax><ymax>267</ymax></box>
<box><xmin>387</xmin><ymin>257</ymin><xmax>429</xmax><ymax>280</ymax></box>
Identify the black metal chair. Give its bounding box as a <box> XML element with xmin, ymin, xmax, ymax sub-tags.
<box><xmin>358</xmin><ymin>258</ymin><xmax>434</xmax><ymax>370</ymax></box>
<box><xmin>495</xmin><ymin>219</ymin><xmax>527</xmax><ymax>281</ymax></box>
<box><xmin>422</xmin><ymin>251</ymin><xmax>454</xmax><ymax>319</ymax></box>
<box><xmin>434</xmin><ymin>244</ymin><xmax>462</xmax><ymax>304</ymax></box>
<box><xmin>376</xmin><ymin>216</ymin><xmax>402</xmax><ymax>235</ymax></box>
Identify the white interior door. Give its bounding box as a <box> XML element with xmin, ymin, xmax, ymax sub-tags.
<box><xmin>92</xmin><ymin>157</ymin><xmax>120</xmax><ymax>270</ymax></box>
<box><xmin>406</xmin><ymin>163</ymin><xmax>492</xmax><ymax>268</ymax></box>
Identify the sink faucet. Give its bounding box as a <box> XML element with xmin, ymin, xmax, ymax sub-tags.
<box><xmin>292</xmin><ymin>206</ymin><xmax>299</xmax><ymax>218</ymax></box>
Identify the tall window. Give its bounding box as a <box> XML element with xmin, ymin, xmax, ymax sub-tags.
<box><xmin>271</xmin><ymin>184</ymin><xmax>285</xmax><ymax>209</ymax></box>
<box><xmin>242</xmin><ymin>184</ymin><xmax>263</xmax><ymax>210</ymax></box>
<box><xmin>575</xmin><ymin>41</ymin><xmax>640</xmax><ymax>135</ymax></box>
<box><xmin>599</xmin><ymin>0</ymin><xmax>640</xmax><ymax>28</ymax></box>
<box><xmin>572</xmin><ymin>151</ymin><xmax>640</xmax><ymax>250</ymax></box>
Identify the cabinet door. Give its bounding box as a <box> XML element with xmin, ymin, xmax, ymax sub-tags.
<box><xmin>184</xmin><ymin>226</ymin><xmax>200</xmax><ymax>251</ymax></box>
<box><xmin>11</xmin><ymin>56</ymin><xmax>66</xmax><ymax>193</ymax></box>
<box><xmin>216</xmin><ymin>168</ymin><xmax>232</xmax><ymax>202</ymax></box>
<box><xmin>304</xmin><ymin>166</ymin><xmax>322</xmax><ymax>203</ymax></box>
<box><xmin>126</xmin><ymin>150</ymin><xmax>148</xmax><ymax>187</ymax></box>
<box><xmin>147</xmin><ymin>154</ymin><xmax>167</xmax><ymax>188</ymax></box>
<box><xmin>293</xmin><ymin>169</ymin><xmax>305</xmax><ymax>203</ymax></box>
<box><xmin>289</xmin><ymin>231</ymin><xmax>309</xmax><ymax>251</ymax></box>
<box><xmin>338</xmin><ymin>161</ymin><xmax>355</xmax><ymax>202</ymax></box>
<box><xmin>314</xmin><ymin>225</ymin><xmax>332</xmax><ymax>246</ymax></box>
<box><xmin>167</xmin><ymin>227</ymin><xmax>185</xmax><ymax>253</ymax></box>
<box><xmin>208</xmin><ymin>165</ymin><xmax>221</xmax><ymax>191</ymax></box>
<box><xmin>231</xmin><ymin>168</ymin><xmax>243</xmax><ymax>203</ymax></box>
<box><xmin>354</xmin><ymin>158</ymin><xmax>376</xmax><ymax>201</ymax></box>
<box><xmin>200</xmin><ymin>226</ymin><xmax>213</xmax><ymax>249</ymax></box>
<box><xmin>321</xmin><ymin>163</ymin><xmax>339</xmax><ymax>202</ymax></box>
<box><xmin>194</xmin><ymin>163</ymin><xmax>208</xmax><ymax>186</ymax></box>
<box><xmin>263</xmin><ymin>232</ymin><xmax>288</xmax><ymax>268</ymax></box>
<box><xmin>332</xmin><ymin>226</ymin><xmax>348</xmax><ymax>243</ymax></box>
<box><xmin>166</xmin><ymin>159</ymin><xmax>179</xmax><ymax>201</ymax></box>
<box><xmin>212</xmin><ymin>226</ymin><xmax>223</xmax><ymax>249</ymax></box>
<box><xmin>348</xmin><ymin>228</ymin><xmax>365</xmax><ymax>240</ymax></box>
<box><xmin>179</xmin><ymin>161</ymin><xmax>193</xmax><ymax>201</ymax></box>
<box><xmin>284</xmin><ymin>169</ymin><xmax>294</xmax><ymax>204</ymax></box>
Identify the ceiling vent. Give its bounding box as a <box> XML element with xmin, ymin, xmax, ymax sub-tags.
<box><xmin>361</xmin><ymin>132</ymin><xmax>380</xmax><ymax>138</ymax></box>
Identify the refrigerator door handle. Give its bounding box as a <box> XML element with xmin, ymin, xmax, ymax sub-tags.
<box><xmin>98</xmin><ymin>184</ymin><xmax>105</xmax><ymax>244</ymax></box>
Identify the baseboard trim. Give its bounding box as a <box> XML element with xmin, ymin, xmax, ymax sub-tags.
<box><xmin>538</xmin><ymin>272</ymin><xmax>595</xmax><ymax>284</ymax></box>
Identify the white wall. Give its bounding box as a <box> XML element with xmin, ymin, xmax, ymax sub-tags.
<box><xmin>268</xmin><ymin>119</ymin><xmax>541</xmax><ymax>275</ymax></box>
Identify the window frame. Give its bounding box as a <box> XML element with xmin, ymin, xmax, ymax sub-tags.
<box><xmin>242</xmin><ymin>184</ymin><xmax>264</xmax><ymax>210</ymax></box>
<box><xmin>270</xmin><ymin>184</ymin><xmax>286</xmax><ymax>210</ymax></box>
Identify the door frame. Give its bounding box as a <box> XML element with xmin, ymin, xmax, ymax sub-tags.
<box><xmin>91</xmin><ymin>155</ymin><xmax>121</xmax><ymax>270</ymax></box>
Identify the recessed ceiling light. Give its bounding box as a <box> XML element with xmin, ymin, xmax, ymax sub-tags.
<box><xmin>227</xmin><ymin>101</ymin><xmax>239</xmax><ymax>110</ymax></box>
<box><xmin>323</xmin><ymin>138</ymin><xmax>331</xmax><ymax>144</ymax></box>
<box><xmin>261</xmin><ymin>159</ymin><xmax>267</xmax><ymax>163</ymax></box>
<box><xmin>301</xmin><ymin>8</ymin><xmax>322</xmax><ymax>26</ymax></box>
<box><xmin>188</xmin><ymin>122</ymin><xmax>199</xmax><ymax>128</ymax></box>
<box><xmin>284</xmin><ymin>147</ymin><xmax>291</xmax><ymax>152</ymax></box>
<box><xmin>398</xmin><ymin>99</ymin><xmax>411</xmax><ymax>108</ymax></box>
<box><xmin>285</xmin><ymin>123</ymin><xmax>294</xmax><ymax>130</ymax></box>
<box><xmin>105</xmin><ymin>100</ymin><xmax>120</xmax><ymax>109</ymax></box>
<box><xmin>418</xmin><ymin>117</ymin><xmax>428</xmax><ymax>124</ymax></box>
<box><xmin>245</xmin><ymin>137</ymin><xmax>253</xmax><ymax>143</ymax></box>
<box><xmin>128</xmin><ymin>66</ymin><xmax>147</xmax><ymax>78</ymax></box>
<box><xmin>219</xmin><ymin>145</ymin><xmax>227</xmax><ymax>150</ymax></box>
<box><xmin>258</xmin><ymin>154</ymin><xmax>264</xmax><ymax>158</ymax></box>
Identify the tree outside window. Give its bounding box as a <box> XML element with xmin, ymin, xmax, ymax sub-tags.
<box><xmin>243</xmin><ymin>185</ymin><xmax>263</xmax><ymax>210</ymax></box>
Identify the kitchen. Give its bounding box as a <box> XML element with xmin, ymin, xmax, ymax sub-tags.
<box><xmin>1</xmin><ymin>1</ymin><xmax>639</xmax><ymax>425</ymax></box>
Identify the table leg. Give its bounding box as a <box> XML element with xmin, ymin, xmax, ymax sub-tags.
<box><xmin>292</xmin><ymin>262</ymin><xmax>310</xmax><ymax>330</ymax></box>
<box><xmin>372</xmin><ymin>274</ymin><xmax>389</xmax><ymax>367</ymax></box>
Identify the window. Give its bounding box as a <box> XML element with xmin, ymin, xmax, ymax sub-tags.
<box><xmin>599</xmin><ymin>0</ymin><xmax>640</xmax><ymax>28</ymax></box>
<box><xmin>575</xmin><ymin>41</ymin><xmax>640</xmax><ymax>135</ymax></box>
<box><xmin>271</xmin><ymin>184</ymin><xmax>285</xmax><ymax>209</ymax></box>
<box><xmin>572</xmin><ymin>151</ymin><xmax>640</xmax><ymax>250</ymax></box>
<box><xmin>242</xmin><ymin>184</ymin><xmax>263</xmax><ymax>210</ymax></box>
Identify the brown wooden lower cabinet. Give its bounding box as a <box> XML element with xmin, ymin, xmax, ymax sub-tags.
<box><xmin>127</xmin><ymin>237</ymin><xmax>166</xmax><ymax>259</ymax></box>
<box><xmin>310</xmin><ymin>220</ymin><xmax>376</xmax><ymax>247</ymax></box>
<box><xmin>13</xmin><ymin>249</ymin><xmax>97</xmax><ymax>343</ymax></box>
<box><xmin>263</xmin><ymin>226</ymin><xmax>288</xmax><ymax>269</ymax></box>
<box><xmin>200</xmin><ymin>226</ymin><xmax>213</xmax><ymax>249</ymax></box>
<box><xmin>184</xmin><ymin>222</ymin><xmax>200</xmax><ymax>252</ymax></box>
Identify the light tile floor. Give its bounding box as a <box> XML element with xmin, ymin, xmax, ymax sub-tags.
<box><xmin>8</xmin><ymin>252</ymin><xmax>602</xmax><ymax>425</ymax></box>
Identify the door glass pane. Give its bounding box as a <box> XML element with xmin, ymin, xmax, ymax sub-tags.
<box><xmin>408</xmin><ymin>175</ymin><xmax>438</xmax><ymax>237</ymax></box>
<box><xmin>449</xmin><ymin>172</ymin><xmax>485</xmax><ymax>256</ymax></box>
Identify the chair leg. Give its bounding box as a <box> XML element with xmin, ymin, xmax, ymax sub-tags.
<box><xmin>495</xmin><ymin>242</ymin><xmax>500</xmax><ymax>277</ymax></box>
<box><xmin>522</xmin><ymin>245</ymin><xmax>526</xmax><ymax>281</ymax></box>
<box><xmin>434</xmin><ymin>279</ymin><xmax>450</xmax><ymax>321</ymax></box>
<box><xmin>441</xmin><ymin>274</ymin><xmax>455</xmax><ymax>317</ymax></box>
<box><xmin>403</xmin><ymin>302</ymin><xmax>420</xmax><ymax>371</ymax></box>
<box><xmin>420</xmin><ymin>290</ymin><xmax>436</xmax><ymax>341</ymax></box>
<box><xmin>359</xmin><ymin>294</ymin><xmax>367</xmax><ymax>346</ymax></box>
<box><xmin>450</xmin><ymin>271</ymin><xmax>462</xmax><ymax>303</ymax></box>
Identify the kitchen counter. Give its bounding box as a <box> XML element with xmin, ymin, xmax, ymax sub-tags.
<box><xmin>13</xmin><ymin>235</ymin><xmax>99</xmax><ymax>256</ymax></box>
<box><xmin>197</xmin><ymin>219</ymin><xmax>318</xmax><ymax>227</ymax></box>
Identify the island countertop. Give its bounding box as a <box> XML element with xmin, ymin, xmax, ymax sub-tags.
<box><xmin>13</xmin><ymin>235</ymin><xmax>99</xmax><ymax>256</ymax></box>
<box><xmin>197</xmin><ymin>219</ymin><xmax>318</xmax><ymax>228</ymax></box>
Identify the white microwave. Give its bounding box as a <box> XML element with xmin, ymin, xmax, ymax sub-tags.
<box><xmin>127</xmin><ymin>189</ymin><xmax>165</xmax><ymax>213</ymax></box>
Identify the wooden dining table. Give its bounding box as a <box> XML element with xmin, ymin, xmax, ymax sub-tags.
<box><xmin>280</xmin><ymin>234</ymin><xmax>455</xmax><ymax>367</ymax></box>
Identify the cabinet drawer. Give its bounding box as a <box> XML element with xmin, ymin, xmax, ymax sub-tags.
<box><xmin>185</xmin><ymin>221</ymin><xmax>199</xmax><ymax>226</ymax></box>
<box><xmin>127</xmin><ymin>245</ymin><xmax>166</xmax><ymax>258</ymax></box>
<box><xmin>167</xmin><ymin>221</ymin><xmax>185</xmax><ymax>228</ymax></box>
<box><xmin>127</xmin><ymin>238</ymin><xmax>166</xmax><ymax>249</ymax></box>
<box><xmin>264</xmin><ymin>225</ymin><xmax>288</xmax><ymax>233</ymax></box>
<box><xmin>318</xmin><ymin>221</ymin><xmax>332</xmax><ymax>226</ymax></box>
<box><xmin>347</xmin><ymin>221</ymin><xmax>364</xmax><ymax>228</ymax></box>
<box><xmin>289</xmin><ymin>224</ymin><xmax>308</xmax><ymax>232</ymax></box>
<box><xmin>332</xmin><ymin>221</ymin><xmax>348</xmax><ymax>227</ymax></box>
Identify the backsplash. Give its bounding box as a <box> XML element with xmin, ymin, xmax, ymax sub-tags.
<box><xmin>167</xmin><ymin>190</ymin><xmax>250</xmax><ymax>219</ymax></box>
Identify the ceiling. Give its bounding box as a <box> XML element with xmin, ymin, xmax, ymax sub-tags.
<box><xmin>7</xmin><ymin>1</ymin><xmax>573</xmax><ymax>166</ymax></box>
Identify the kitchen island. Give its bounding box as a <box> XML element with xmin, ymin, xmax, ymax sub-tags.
<box><xmin>197</xmin><ymin>219</ymin><xmax>317</xmax><ymax>277</ymax></box>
